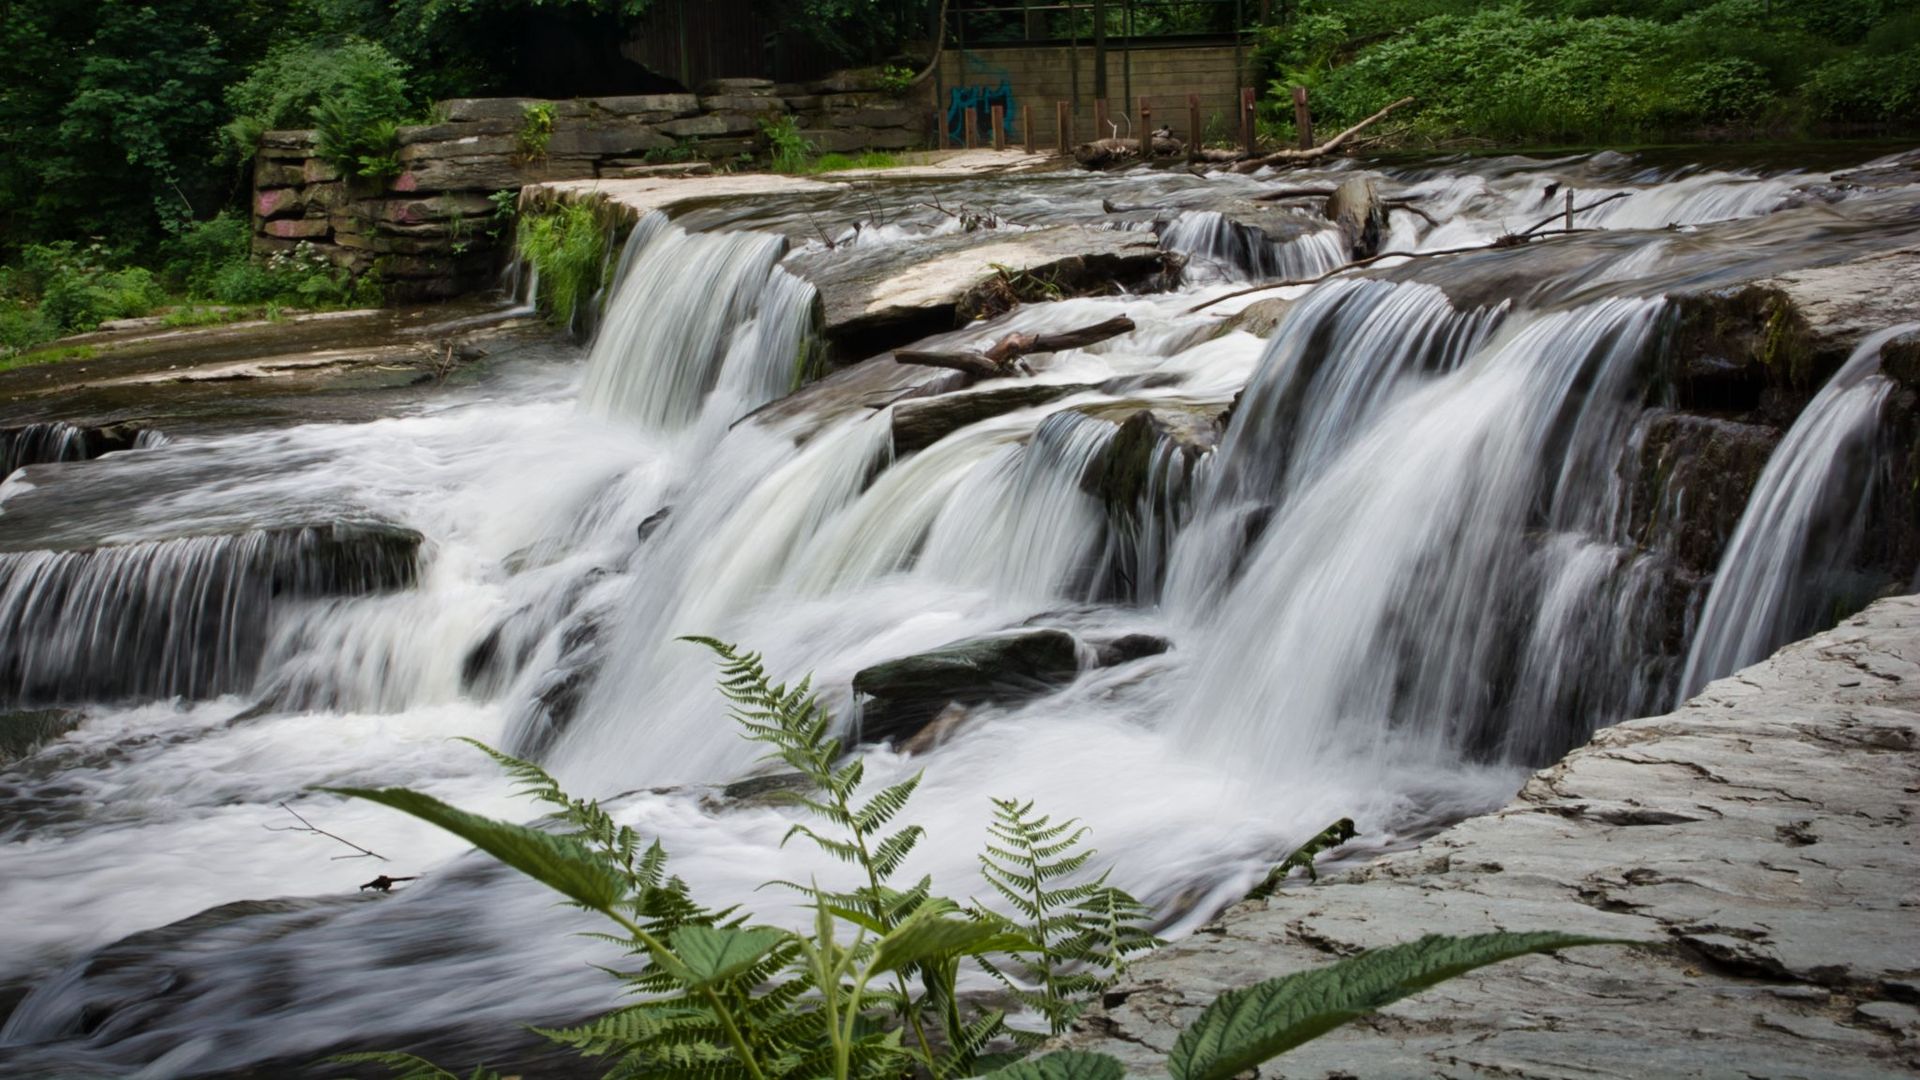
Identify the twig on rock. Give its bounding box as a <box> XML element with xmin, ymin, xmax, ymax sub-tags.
<box><xmin>266</xmin><ymin>801</ymin><xmax>389</xmax><ymax>862</ymax></box>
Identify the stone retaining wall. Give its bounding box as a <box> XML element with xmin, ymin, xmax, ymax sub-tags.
<box><xmin>251</xmin><ymin>78</ymin><xmax>931</xmax><ymax>302</ymax></box>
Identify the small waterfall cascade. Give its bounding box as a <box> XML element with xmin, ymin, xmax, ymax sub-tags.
<box><xmin>0</xmin><ymin>524</ymin><xmax>420</xmax><ymax>705</ymax></box>
<box><xmin>1</xmin><ymin>423</ymin><xmax>157</xmax><ymax>481</ymax></box>
<box><xmin>1680</xmin><ymin>323</ymin><xmax>1919</xmax><ymax>695</ymax></box>
<box><xmin>1161</xmin><ymin>210</ymin><xmax>1349</xmax><ymax>282</ymax></box>
<box><xmin>2</xmin><ymin>153</ymin><xmax>1917</xmax><ymax>1079</ymax></box>
<box><xmin>578</xmin><ymin>211</ymin><xmax>819</xmax><ymax>434</ymax></box>
<box><xmin>1171</xmin><ymin>291</ymin><xmax>1672</xmax><ymax>778</ymax></box>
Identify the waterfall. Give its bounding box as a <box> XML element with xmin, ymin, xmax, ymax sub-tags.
<box><xmin>2</xmin><ymin>152</ymin><xmax>1912</xmax><ymax>1079</ymax></box>
<box><xmin>0</xmin><ymin>524</ymin><xmax>419</xmax><ymax>705</ymax></box>
<box><xmin>578</xmin><ymin>211</ymin><xmax>819</xmax><ymax>434</ymax></box>
<box><xmin>1680</xmin><ymin>323</ymin><xmax>1919</xmax><ymax>695</ymax></box>
<box><xmin>1172</xmin><ymin>294</ymin><xmax>1669</xmax><ymax>779</ymax></box>
<box><xmin>1161</xmin><ymin>211</ymin><xmax>1349</xmax><ymax>282</ymax></box>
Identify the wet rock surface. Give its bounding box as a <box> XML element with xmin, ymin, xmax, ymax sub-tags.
<box><xmin>1060</xmin><ymin>595</ymin><xmax>1920</xmax><ymax>1078</ymax></box>
<box><xmin>851</xmin><ymin>628</ymin><xmax>1083</xmax><ymax>746</ymax></box>
<box><xmin>790</xmin><ymin>226</ymin><xmax>1180</xmax><ymax>362</ymax></box>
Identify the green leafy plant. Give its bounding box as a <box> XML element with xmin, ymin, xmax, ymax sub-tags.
<box><xmin>515</xmin><ymin>101</ymin><xmax>557</xmax><ymax>164</ymax></box>
<box><xmin>332</xmin><ymin>639</ymin><xmax>1627</xmax><ymax>1080</ymax></box>
<box><xmin>515</xmin><ymin>198</ymin><xmax>610</xmax><ymax>329</ymax></box>
<box><xmin>876</xmin><ymin>65</ymin><xmax>917</xmax><ymax>95</ymax></box>
<box><xmin>975</xmin><ymin>799</ymin><xmax>1160</xmax><ymax>1045</ymax></box>
<box><xmin>306</xmin><ymin>43</ymin><xmax>411</xmax><ymax>184</ymax></box>
<box><xmin>642</xmin><ymin>138</ymin><xmax>702</xmax><ymax>164</ymax></box>
<box><xmin>761</xmin><ymin>114</ymin><xmax>815</xmax><ymax>174</ymax></box>
<box><xmin>223</xmin><ymin>40</ymin><xmax>414</xmax><ymax>163</ymax></box>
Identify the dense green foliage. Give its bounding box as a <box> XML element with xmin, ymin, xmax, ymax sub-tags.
<box><xmin>516</xmin><ymin>198</ymin><xmax>611</xmax><ymax>328</ymax></box>
<box><xmin>333</xmin><ymin>639</ymin><xmax>1623</xmax><ymax>1080</ymax></box>
<box><xmin>1257</xmin><ymin>0</ymin><xmax>1920</xmax><ymax>145</ymax></box>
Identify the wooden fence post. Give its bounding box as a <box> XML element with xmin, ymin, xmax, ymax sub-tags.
<box><xmin>1240</xmin><ymin>87</ymin><xmax>1256</xmax><ymax>155</ymax></box>
<box><xmin>964</xmin><ymin>107</ymin><xmax>978</xmax><ymax>149</ymax></box>
<box><xmin>1564</xmin><ymin>188</ymin><xmax>1575</xmax><ymax>231</ymax></box>
<box><xmin>1094</xmin><ymin>98</ymin><xmax>1110</xmax><ymax>140</ymax></box>
<box><xmin>1057</xmin><ymin>100</ymin><xmax>1072</xmax><ymax>153</ymax></box>
<box><xmin>1292</xmin><ymin>85</ymin><xmax>1313</xmax><ymax>149</ymax></box>
<box><xmin>1188</xmin><ymin>92</ymin><xmax>1202</xmax><ymax>149</ymax></box>
<box><xmin>1023</xmin><ymin>103</ymin><xmax>1035</xmax><ymax>153</ymax></box>
<box><xmin>991</xmin><ymin>104</ymin><xmax>1006</xmax><ymax>150</ymax></box>
<box><xmin>1139</xmin><ymin>95</ymin><xmax>1151</xmax><ymax>134</ymax></box>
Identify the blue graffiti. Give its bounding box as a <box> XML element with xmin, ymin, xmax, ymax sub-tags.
<box><xmin>946</xmin><ymin>81</ymin><xmax>1018</xmax><ymax>145</ymax></box>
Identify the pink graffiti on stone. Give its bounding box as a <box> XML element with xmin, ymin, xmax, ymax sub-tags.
<box><xmin>391</xmin><ymin>172</ymin><xmax>419</xmax><ymax>192</ymax></box>
<box><xmin>255</xmin><ymin>189</ymin><xmax>294</xmax><ymax>217</ymax></box>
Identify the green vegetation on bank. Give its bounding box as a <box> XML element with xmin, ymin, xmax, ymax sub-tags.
<box><xmin>0</xmin><ymin>215</ymin><xmax>378</xmax><ymax>359</ymax></box>
<box><xmin>333</xmin><ymin>639</ymin><xmax>1625</xmax><ymax>1080</ymax></box>
<box><xmin>1257</xmin><ymin>0</ymin><xmax>1919</xmax><ymax>146</ymax></box>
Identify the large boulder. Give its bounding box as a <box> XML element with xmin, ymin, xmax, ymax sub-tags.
<box><xmin>850</xmin><ymin>629</ymin><xmax>1083</xmax><ymax>746</ymax></box>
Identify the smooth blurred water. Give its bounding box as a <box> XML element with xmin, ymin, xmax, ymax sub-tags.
<box><xmin>1</xmin><ymin>149</ymin><xmax>1915</xmax><ymax>1077</ymax></box>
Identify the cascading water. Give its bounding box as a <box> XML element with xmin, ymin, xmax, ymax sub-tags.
<box><xmin>2</xmin><ymin>151</ymin><xmax>1916</xmax><ymax>1079</ymax></box>
<box><xmin>1679</xmin><ymin>323</ymin><xmax>1920</xmax><ymax>696</ymax></box>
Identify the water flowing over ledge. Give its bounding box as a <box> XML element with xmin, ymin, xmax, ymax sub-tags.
<box><xmin>2</xmin><ymin>148</ymin><xmax>1919</xmax><ymax>1078</ymax></box>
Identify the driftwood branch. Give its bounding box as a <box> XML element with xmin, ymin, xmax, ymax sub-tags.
<box><xmin>266</xmin><ymin>801</ymin><xmax>389</xmax><ymax>861</ymax></box>
<box><xmin>1185</xmin><ymin>231</ymin><xmax>1596</xmax><ymax>314</ymax></box>
<box><xmin>1230</xmin><ymin>97</ymin><xmax>1417</xmax><ymax>173</ymax></box>
<box><xmin>360</xmin><ymin>874</ymin><xmax>419</xmax><ymax>892</ymax></box>
<box><xmin>1515</xmin><ymin>190</ymin><xmax>1631</xmax><ymax>239</ymax></box>
<box><xmin>895</xmin><ymin>316</ymin><xmax>1137</xmax><ymax>379</ymax></box>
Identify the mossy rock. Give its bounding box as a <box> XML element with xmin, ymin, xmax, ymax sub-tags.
<box><xmin>0</xmin><ymin>707</ymin><xmax>83</xmax><ymax>762</ymax></box>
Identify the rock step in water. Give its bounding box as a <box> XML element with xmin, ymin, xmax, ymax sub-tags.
<box><xmin>0</xmin><ymin>523</ymin><xmax>422</xmax><ymax>706</ymax></box>
<box><xmin>1060</xmin><ymin>594</ymin><xmax>1920</xmax><ymax>1078</ymax></box>
<box><xmin>851</xmin><ymin>627</ymin><xmax>1169</xmax><ymax>748</ymax></box>
<box><xmin>0</xmin><ymin>422</ymin><xmax>156</xmax><ymax>480</ymax></box>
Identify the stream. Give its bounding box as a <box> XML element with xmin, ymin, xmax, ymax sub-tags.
<box><xmin>2</xmin><ymin>147</ymin><xmax>1918</xmax><ymax>1078</ymax></box>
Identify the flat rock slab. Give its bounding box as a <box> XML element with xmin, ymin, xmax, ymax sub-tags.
<box><xmin>1061</xmin><ymin>595</ymin><xmax>1920</xmax><ymax>1078</ymax></box>
<box><xmin>791</xmin><ymin>226</ymin><xmax>1173</xmax><ymax>360</ymax></box>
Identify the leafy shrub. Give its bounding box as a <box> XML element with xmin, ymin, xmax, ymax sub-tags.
<box><xmin>224</xmin><ymin>40</ymin><xmax>413</xmax><ymax>164</ymax></box>
<box><xmin>1804</xmin><ymin>49</ymin><xmax>1920</xmax><ymax>120</ymax></box>
<box><xmin>0</xmin><ymin>301</ymin><xmax>58</xmax><ymax>359</ymax></box>
<box><xmin>516</xmin><ymin>199</ymin><xmax>610</xmax><ymax>328</ymax></box>
<box><xmin>762</xmin><ymin>114</ymin><xmax>815</xmax><ymax>174</ymax></box>
<box><xmin>160</xmin><ymin>215</ymin><xmax>378</xmax><ymax>309</ymax></box>
<box><xmin>299</xmin><ymin>43</ymin><xmax>412</xmax><ymax>183</ymax></box>
<box><xmin>876</xmin><ymin>64</ymin><xmax>917</xmax><ymax>94</ymax></box>
<box><xmin>333</xmin><ymin>638</ymin><xmax>1626</xmax><ymax>1080</ymax></box>
<box><xmin>515</xmin><ymin>101</ymin><xmax>556</xmax><ymax>163</ymax></box>
<box><xmin>17</xmin><ymin>243</ymin><xmax>166</xmax><ymax>333</ymax></box>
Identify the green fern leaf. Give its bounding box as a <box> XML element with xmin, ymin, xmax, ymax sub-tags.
<box><xmin>671</xmin><ymin>925</ymin><xmax>789</xmax><ymax>988</ymax></box>
<box><xmin>1168</xmin><ymin>932</ymin><xmax>1626</xmax><ymax>1080</ymax></box>
<box><xmin>979</xmin><ymin>1049</ymin><xmax>1126</xmax><ymax>1080</ymax></box>
<box><xmin>322</xmin><ymin>786</ymin><xmax>624</xmax><ymax>912</ymax></box>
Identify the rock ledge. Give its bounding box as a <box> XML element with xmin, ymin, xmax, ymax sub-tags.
<box><xmin>1061</xmin><ymin>596</ymin><xmax>1920</xmax><ymax>1077</ymax></box>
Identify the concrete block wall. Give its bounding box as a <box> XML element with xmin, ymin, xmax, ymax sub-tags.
<box><xmin>934</xmin><ymin>43</ymin><xmax>1247</xmax><ymax>149</ymax></box>
<box><xmin>251</xmin><ymin>79</ymin><xmax>931</xmax><ymax>302</ymax></box>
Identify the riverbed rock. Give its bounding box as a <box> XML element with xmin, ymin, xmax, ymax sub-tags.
<box><xmin>790</xmin><ymin>226</ymin><xmax>1182</xmax><ymax>363</ymax></box>
<box><xmin>0</xmin><ymin>708</ymin><xmax>83</xmax><ymax>762</ymax></box>
<box><xmin>851</xmin><ymin>629</ymin><xmax>1082</xmax><ymax>746</ymax></box>
<box><xmin>1629</xmin><ymin>411</ymin><xmax>1781</xmax><ymax>574</ymax></box>
<box><xmin>890</xmin><ymin>382</ymin><xmax>1098</xmax><ymax>455</ymax></box>
<box><xmin>1059</xmin><ymin>594</ymin><xmax>1920</xmax><ymax>1077</ymax></box>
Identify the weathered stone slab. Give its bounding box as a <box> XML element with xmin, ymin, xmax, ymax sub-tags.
<box><xmin>253</xmin><ymin>187</ymin><xmax>303</xmax><ymax>219</ymax></box>
<box><xmin>828</xmin><ymin>107</ymin><xmax>921</xmax><ymax>129</ymax></box>
<box><xmin>394</xmin><ymin>119</ymin><xmax>518</xmax><ymax>145</ymax></box>
<box><xmin>258</xmin><ymin>129</ymin><xmax>317</xmax><ymax>152</ymax></box>
<box><xmin>699</xmin><ymin>94</ymin><xmax>788</xmax><ymax>113</ymax></box>
<box><xmin>440</xmin><ymin>97</ymin><xmax>588</xmax><ymax>123</ymax></box>
<box><xmin>261</xmin><ymin>217</ymin><xmax>330</xmax><ymax>240</ymax></box>
<box><xmin>698</xmin><ymin>78</ymin><xmax>776</xmax><ymax>95</ymax></box>
<box><xmin>799</xmin><ymin>128</ymin><xmax>868</xmax><ymax>154</ymax></box>
<box><xmin>396</xmin><ymin>134</ymin><xmax>520</xmax><ymax>162</ymax></box>
<box><xmin>659</xmin><ymin>112</ymin><xmax>762</xmax><ymax>138</ymax></box>
<box><xmin>1060</xmin><ymin>595</ymin><xmax>1920</xmax><ymax>1078</ymax></box>
<box><xmin>590</xmin><ymin>93</ymin><xmax>701</xmax><ymax>118</ymax></box>
<box><xmin>543</xmin><ymin>124</ymin><xmax>673</xmax><ymax>157</ymax></box>
<box><xmin>253</xmin><ymin>159</ymin><xmax>305</xmax><ymax>188</ymax></box>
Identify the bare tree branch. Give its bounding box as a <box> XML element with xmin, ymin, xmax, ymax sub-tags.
<box><xmin>265</xmin><ymin>801</ymin><xmax>389</xmax><ymax>862</ymax></box>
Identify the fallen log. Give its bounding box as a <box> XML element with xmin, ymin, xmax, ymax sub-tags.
<box><xmin>1228</xmin><ymin>96</ymin><xmax>1416</xmax><ymax>173</ymax></box>
<box><xmin>895</xmin><ymin>315</ymin><xmax>1138</xmax><ymax>379</ymax></box>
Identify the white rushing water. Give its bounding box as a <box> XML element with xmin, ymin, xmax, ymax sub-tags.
<box><xmin>1680</xmin><ymin>322</ymin><xmax>1920</xmax><ymax>695</ymax></box>
<box><xmin>0</xmin><ymin>152</ymin><xmax>1911</xmax><ymax>1077</ymax></box>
